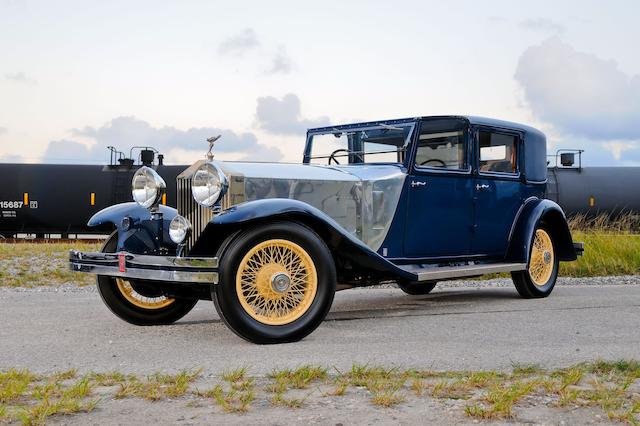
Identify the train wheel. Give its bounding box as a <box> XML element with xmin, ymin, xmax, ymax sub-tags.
<box><xmin>96</xmin><ymin>233</ymin><xmax>198</xmax><ymax>325</ymax></box>
<box><xmin>213</xmin><ymin>222</ymin><xmax>336</xmax><ymax>344</ymax></box>
<box><xmin>511</xmin><ymin>226</ymin><xmax>559</xmax><ymax>299</ymax></box>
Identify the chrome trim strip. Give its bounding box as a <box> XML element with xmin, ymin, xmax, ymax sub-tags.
<box><xmin>400</xmin><ymin>262</ymin><xmax>527</xmax><ymax>282</ymax></box>
<box><xmin>69</xmin><ymin>251</ymin><xmax>218</xmax><ymax>284</ymax></box>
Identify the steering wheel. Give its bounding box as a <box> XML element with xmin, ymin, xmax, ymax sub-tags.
<box><xmin>328</xmin><ymin>149</ymin><xmax>350</xmax><ymax>165</ymax></box>
<box><xmin>419</xmin><ymin>158</ymin><xmax>447</xmax><ymax>167</ymax></box>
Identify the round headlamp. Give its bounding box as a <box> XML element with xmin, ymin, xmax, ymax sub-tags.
<box><xmin>192</xmin><ymin>162</ymin><xmax>228</xmax><ymax>208</ymax></box>
<box><xmin>169</xmin><ymin>215</ymin><xmax>191</xmax><ymax>244</ymax></box>
<box><xmin>131</xmin><ymin>166</ymin><xmax>166</xmax><ymax>209</ymax></box>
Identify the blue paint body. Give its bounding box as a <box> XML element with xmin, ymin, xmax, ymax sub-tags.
<box><xmin>87</xmin><ymin>202</ymin><xmax>178</xmax><ymax>254</ymax></box>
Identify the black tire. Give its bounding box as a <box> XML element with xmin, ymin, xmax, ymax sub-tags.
<box><xmin>213</xmin><ymin>221</ymin><xmax>336</xmax><ymax>344</ymax></box>
<box><xmin>511</xmin><ymin>225</ymin><xmax>559</xmax><ymax>299</ymax></box>
<box><xmin>96</xmin><ymin>233</ymin><xmax>198</xmax><ymax>326</ymax></box>
<box><xmin>398</xmin><ymin>281</ymin><xmax>437</xmax><ymax>295</ymax></box>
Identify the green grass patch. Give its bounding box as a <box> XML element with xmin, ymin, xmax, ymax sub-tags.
<box><xmin>561</xmin><ymin>232</ymin><xmax>640</xmax><ymax>277</ymax></box>
<box><xmin>2</xmin><ymin>360</ymin><xmax>640</xmax><ymax>423</ymax></box>
<box><xmin>0</xmin><ymin>241</ymin><xmax>101</xmax><ymax>287</ymax></box>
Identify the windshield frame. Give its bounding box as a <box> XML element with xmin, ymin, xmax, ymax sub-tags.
<box><xmin>303</xmin><ymin>119</ymin><xmax>417</xmax><ymax>166</ymax></box>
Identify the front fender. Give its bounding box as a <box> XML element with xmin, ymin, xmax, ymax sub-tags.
<box><xmin>88</xmin><ymin>202</ymin><xmax>178</xmax><ymax>227</ymax></box>
<box><xmin>88</xmin><ymin>202</ymin><xmax>178</xmax><ymax>254</ymax></box>
<box><xmin>506</xmin><ymin>198</ymin><xmax>577</xmax><ymax>263</ymax></box>
<box><xmin>191</xmin><ymin>198</ymin><xmax>415</xmax><ymax>280</ymax></box>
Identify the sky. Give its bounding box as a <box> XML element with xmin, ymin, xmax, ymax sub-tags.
<box><xmin>1</xmin><ymin>0</ymin><xmax>639</xmax><ymax>166</ymax></box>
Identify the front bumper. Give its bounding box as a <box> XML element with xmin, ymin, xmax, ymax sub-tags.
<box><xmin>69</xmin><ymin>251</ymin><xmax>218</xmax><ymax>284</ymax></box>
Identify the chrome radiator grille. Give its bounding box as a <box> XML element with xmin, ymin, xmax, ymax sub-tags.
<box><xmin>177</xmin><ymin>177</ymin><xmax>214</xmax><ymax>251</ymax></box>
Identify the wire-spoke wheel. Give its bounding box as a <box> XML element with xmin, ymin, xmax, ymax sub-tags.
<box><xmin>236</xmin><ymin>239</ymin><xmax>318</xmax><ymax>325</ymax></box>
<box><xmin>213</xmin><ymin>222</ymin><xmax>336</xmax><ymax>344</ymax></box>
<box><xmin>96</xmin><ymin>233</ymin><xmax>198</xmax><ymax>326</ymax></box>
<box><xmin>115</xmin><ymin>278</ymin><xmax>175</xmax><ymax>310</ymax></box>
<box><xmin>511</xmin><ymin>225</ymin><xmax>559</xmax><ymax>299</ymax></box>
<box><xmin>528</xmin><ymin>229</ymin><xmax>554</xmax><ymax>286</ymax></box>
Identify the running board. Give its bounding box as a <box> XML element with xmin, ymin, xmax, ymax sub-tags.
<box><xmin>399</xmin><ymin>262</ymin><xmax>527</xmax><ymax>282</ymax></box>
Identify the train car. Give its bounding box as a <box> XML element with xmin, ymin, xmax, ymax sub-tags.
<box><xmin>0</xmin><ymin>148</ymin><xmax>185</xmax><ymax>238</ymax></box>
<box><xmin>545</xmin><ymin>150</ymin><xmax>640</xmax><ymax>216</ymax></box>
<box><xmin>1</xmin><ymin>148</ymin><xmax>639</xmax><ymax>238</ymax></box>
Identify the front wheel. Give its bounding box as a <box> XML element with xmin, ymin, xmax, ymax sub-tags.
<box><xmin>213</xmin><ymin>222</ymin><xmax>336</xmax><ymax>344</ymax></box>
<box><xmin>511</xmin><ymin>227</ymin><xmax>559</xmax><ymax>298</ymax></box>
<box><xmin>96</xmin><ymin>233</ymin><xmax>198</xmax><ymax>325</ymax></box>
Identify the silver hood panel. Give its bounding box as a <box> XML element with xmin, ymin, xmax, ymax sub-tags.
<box><xmin>182</xmin><ymin>161</ymin><xmax>407</xmax><ymax>252</ymax></box>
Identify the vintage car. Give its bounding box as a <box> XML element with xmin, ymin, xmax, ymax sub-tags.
<box><xmin>70</xmin><ymin>116</ymin><xmax>583</xmax><ymax>343</ymax></box>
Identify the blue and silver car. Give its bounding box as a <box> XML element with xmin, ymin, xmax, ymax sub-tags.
<box><xmin>70</xmin><ymin>115</ymin><xmax>583</xmax><ymax>343</ymax></box>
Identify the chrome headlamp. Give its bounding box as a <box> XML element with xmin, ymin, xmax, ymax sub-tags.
<box><xmin>131</xmin><ymin>166</ymin><xmax>166</xmax><ymax>209</ymax></box>
<box><xmin>169</xmin><ymin>215</ymin><xmax>191</xmax><ymax>244</ymax></box>
<box><xmin>192</xmin><ymin>162</ymin><xmax>228</xmax><ymax>208</ymax></box>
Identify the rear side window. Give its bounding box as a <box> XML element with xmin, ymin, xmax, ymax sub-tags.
<box><xmin>415</xmin><ymin>130</ymin><xmax>466</xmax><ymax>170</ymax></box>
<box><xmin>478</xmin><ymin>131</ymin><xmax>518</xmax><ymax>174</ymax></box>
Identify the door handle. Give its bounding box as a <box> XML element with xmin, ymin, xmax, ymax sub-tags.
<box><xmin>475</xmin><ymin>184</ymin><xmax>490</xmax><ymax>191</ymax></box>
<box><xmin>411</xmin><ymin>180</ymin><xmax>427</xmax><ymax>188</ymax></box>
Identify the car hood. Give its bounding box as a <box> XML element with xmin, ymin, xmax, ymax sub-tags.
<box><xmin>180</xmin><ymin>160</ymin><xmax>407</xmax><ymax>251</ymax></box>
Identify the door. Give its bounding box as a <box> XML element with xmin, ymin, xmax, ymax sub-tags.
<box><xmin>403</xmin><ymin>120</ymin><xmax>473</xmax><ymax>259</ymax></box>
<box><xmin>472</xmin><ymin>129</ymin><xmax>523</xmax><ymax>257</ymax></box>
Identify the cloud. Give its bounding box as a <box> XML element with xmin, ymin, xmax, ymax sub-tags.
<box><xmin>256</xmin><ymin>94</ymin><xmax>330</xmax><ymax>135</ymax></box>
<box><xmin>42</xmin><ymin>140</ymin><xmax>97</xmax><ymax>163</ymax></box>
<box><xmin>218</xmin><ymin>28</ymin><xmax>259</xmax><ymax>57</ymax></box>
<box><xmin>0</xmin><ymin>127</ymin><xmax>6</xmax><ymax>135</ymax></box>
<box><xmin>515</xmin><ymin>37</ymin><xmax>640</xmax><ymax>143</ymax></box>
<box><xmin>42</xmin><ymin>116</ymin><xmax>283</xmax><ymax>164</ymax></box>
<box><xmin>5</xmin><ymin>72</ymin><xmax>37</xmax><ymax>85</ymax></box>
<box><xmin>519</xmin><ymin>18</ymin><xmax>565</xmax><ymax>34</ymax></box>
<box><xmin>601</xmin><ymin>141</ymin><xmax>639</xmax><ymax>161</ymax></box>
<box><xmin>0</xmin><ymin>153</ymin><xmax>24</xmax><ymax>163</ymax></box>
<box><xmin>266</xmin><ymin>46</ymin><xmax>293</xmax><ymax>75</ymax></box>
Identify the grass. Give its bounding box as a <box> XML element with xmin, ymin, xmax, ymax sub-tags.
<box><xmin>1</xmin><ymin>360</ymin><xmax>640</xmax><ymax>423</ymax></box>
<box><xmin>560</xmin><ymin>213</ymin><xmax>640</xmax><ymax>278</ymax></box>
<box><xmin>0</xmin><ymin>241</ymin><xmax>101</xmax><ymax>287</ymax></box>
<box><xmin>114</xmin><ymin>370</ymin><xmax>201</xmax><ymax>400</ymax></box>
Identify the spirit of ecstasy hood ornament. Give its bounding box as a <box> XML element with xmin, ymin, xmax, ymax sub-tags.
<box><xmin>206</xmin><ymin>135</ymin><xmax>221</xmax><ymax>161</ymax></box>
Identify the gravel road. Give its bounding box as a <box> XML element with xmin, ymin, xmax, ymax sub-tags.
<box><xmin>1</xmin><ymin>276</ymin><xmax>639</xmax><ymax>375</ymax></box>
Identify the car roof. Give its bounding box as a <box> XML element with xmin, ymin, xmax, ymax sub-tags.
<box><xmin>307</xmin><ymin>115</ymin><xmax>545</xmax><ymax>139</ymax></box>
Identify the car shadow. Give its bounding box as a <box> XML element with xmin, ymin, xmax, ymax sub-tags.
<box><xmin>177</xmin><ymin>287</ymin><xmax>522</xmax><ymax>326</ymax></box>
<box><xmin>326</xmin><ymin>287</ymin><xmax>522</xmax><ymax>321</ymax></box>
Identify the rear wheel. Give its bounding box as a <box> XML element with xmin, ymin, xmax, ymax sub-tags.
<box><xmin>511</xmin><ymin>226</ymin><xmax>559</xmax><ymax>298</ymax></box>
<box><xmin>398</xmin><ymin>281</ymin><xmax>437</xmax><ymax>295</ymax></box>
<box><xmin>213</xmin><ymin>222</ymin><xmax>336</xmax><ymax>344</ymax></box>
<box><xmin>96</xmin><ymin>233</ymin><xmax>198</xmax><ymax>325</ymax></box>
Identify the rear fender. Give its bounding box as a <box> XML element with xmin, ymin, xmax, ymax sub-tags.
<box><xmin>190</xmin><ymin>198</ymin><xmax>415</xmax><ymax>280</ymax></box>
<box><xmin>506</xmin><ymin>198</ymin><xmax>577</xmax><ymax>263</ymax></box>
<box><xmin>88</xmin><ymin>202</ymin><xmax>178</xmax><ymax>253</ymax></box>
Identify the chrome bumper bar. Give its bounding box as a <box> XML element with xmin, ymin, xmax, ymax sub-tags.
<box><xmin>69</xmin><ymin>251</ymin><xmax>218</xmax><ymax>284</ymax></box>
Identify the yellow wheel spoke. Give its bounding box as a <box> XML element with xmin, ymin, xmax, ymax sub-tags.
<box><xmin>115</xmin><ymin>278</ymin><xmax>175</xmax><ymax>310</ymax></box>
<box><xmin>528</xmin><ymin>229</ymin><xmax>554</xmax><ymax>286</ymax></box>
<box><xmin>235</xmin><ymin>239</ymin><xmax>318</xmax><ymax>326</ymax></box>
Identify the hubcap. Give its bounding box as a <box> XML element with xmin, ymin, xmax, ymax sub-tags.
<box><xmin>271</xmin><ymin>272</ymin><xmax>292</xmax><ymax>293</ymax></box>
<box><xmin>528</xmin><ymin>229</ymin><xmax>555</xmax><ymax>286</ymax></box>
<box><xmin>236</xmin><ymin>239</ymin><xmax>318</xmax><ymax>326</ymax></box>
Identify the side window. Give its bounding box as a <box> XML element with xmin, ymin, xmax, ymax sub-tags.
<box><xmin>415</xmin><ymin>130</ymin><xmax>466</xmax><ymax>170</ymax></box>
<box><xmin>478</xmin><ymin>131</ymin><xmax>518</xmax><ymax>174</ymax></box>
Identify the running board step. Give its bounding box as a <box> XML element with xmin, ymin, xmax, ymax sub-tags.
<box><xmin>399</xmin><ymin>262</ymin><xmax>527</xmax><ymax>282</ymax></box>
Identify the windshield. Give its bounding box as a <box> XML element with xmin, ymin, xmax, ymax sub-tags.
<box><xmin>305</xmin><ymin>123</ymin><xmax>414</xmax><ymax>165</ymax></box>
